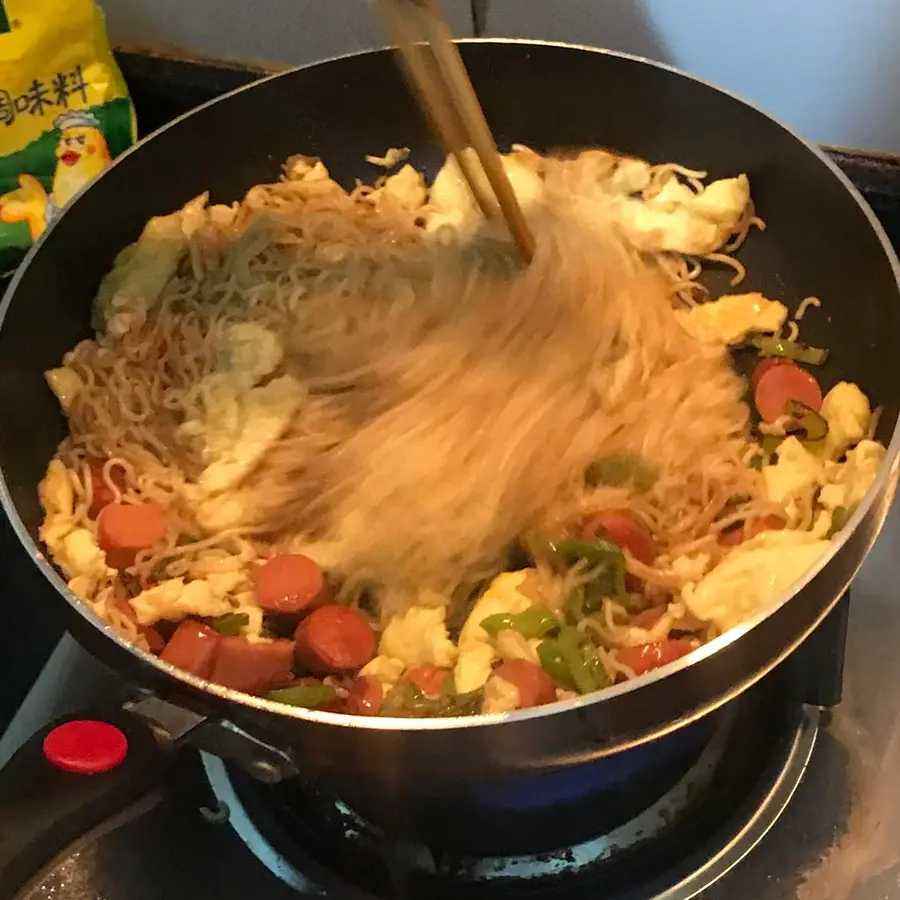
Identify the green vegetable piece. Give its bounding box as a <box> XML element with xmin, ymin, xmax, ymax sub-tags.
<box><xmin>513</xmin><ymin>604</ymin><xmax>560</xmax><ymax>639</ymax></box>
<box><xmin>439</xmin><ymin>689</ymin><xmax>484</xmax><ymax>717</ymax></box>
<box><xmin>749</xmin><ymin>334</ymin><xmax>829</xmax><ymax>366</ymax></box>
<box><xmin>176</xmin><ymin>534</ymin><xmax>199</xmax><ymax>547</ymax></box>
<box><xmin>586</xmin><ymin>654</ymin><xmax>612</xmax><ymax>690</ymax></box>
<box><xmin>537</xmin><ymin>638</ymin><xmax>576</xmax><ymax>690</ymax></box>
<box><xmin>828</xmin><ymin>505</ymin><xmax>855</xmax><ymax>537</ymax></box>
<box><xmin>748</xmin><ymin>453</ymin><xmax>764</xmax><ymax>471</ymax></box>
<box><xmin>480</xmin><ymin>613</ymin><xmax>515</xmax><ymax>637</ymax></box>
<box><xmin>557</xmin><ymin>626</ymin><xmax>600</xmax><ymax>695</ymax></box>
<box><xmin>267</xmin><ymin>683</ymin><xmax>336</xmax><ymax>709</ymax></box>
<box><xmin>482</xmin><ymin>605</ymin><xmax>559</xmax><ymax>640</ymax></box>
<box><xmin>784</xmin><ymin>400</ymin><xmax>829</xmax><ymax>445</ymax></box>
<box><xmin>551</xmin><ymin>537</ymin><xmax>627</xmax><ymax>602</ymax></box>
<box><xmin>585</xmin><ymin>453</ymin><xmax>659</xmax><ymax>491</ymax></box>
<box><xmin>380</xmin><ymin>681</ymin><xmax>483</xmax><ymax>718</ymax></box>
<box><xmin>209</xmin><ymin>612</ymin><xmax>250</xmax><ymax>636</ymax></box>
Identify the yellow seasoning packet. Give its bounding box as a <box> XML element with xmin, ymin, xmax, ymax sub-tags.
<box><xmin>0</xmin><ymin>0</ymin><xmax>136</xmax><ymax>272</ymax></box>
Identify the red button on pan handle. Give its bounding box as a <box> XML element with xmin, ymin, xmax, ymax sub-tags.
<box><xmin>42</xmin><ymin>720</ymin><xmax>129</xmax><ymax>775</ymax></box>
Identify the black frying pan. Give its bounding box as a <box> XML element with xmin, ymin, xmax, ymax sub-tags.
<box><xmin>0</xmin><ymin>40</ymin><xmax>899</xmax><ymax>895</ymax></box>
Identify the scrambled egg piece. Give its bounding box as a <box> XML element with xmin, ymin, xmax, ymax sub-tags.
<box><xmin>676</xmin><ymin>292</ymin><xmax>788</xmax><ymax>345</ymax></box>
<box><xmin>37</xmin><ymin>462</ymin><xmax>112</xmax><ymax>591</ymax></box>
<box><xmin>283</xmin><ymin>156</ymin><xmax>344</xmax><ymax>199</ymax></box>
<box><xmin>820</xmin><ymin>382</ymin><xmax>871</xmax><ymax>457</ymax></box>
<box><xmin>820</xmin><ymin>439</ymin><xmax>885</xmax><ymax>511</ymax></box>
<box><xmin>39</xmin><ymin>460</ymin><xmax>74</xmax><ymax>522</ymax></box>
<box><xmin>454</xmin><ymin>570</ymin><xmax>532</xmax><ymax>693</ymax></box>
<box><xmin>179</xmin><ymin>325</ymin><xmax>294</xmax><ymax>524</ymax></box>
<box><xmin>190</xmin><ymin>374</ymin><xmax>305</xmax><ymax>495</ymax></box>
<box><xmin>45</xmin><ymin>366</ymin><xmax>83</xmax><ymax>412</ymax></box>
<box><xmin>93</xmin><ymin>194</ymin><xmax>208</xmax><ymax>336</ymax></box>
<box><xmin>130</xmin><ymin>576</ymin><xmax>236</xmax><ymax>626</ymax></box>
<box><xmin>374</xmin><ymin>164</ymin><xmax>427</xmax><ymax>211</ymax></box>
<box><xmin>762</xmin><ymin>436</ymin><xmax>825</xmax><ymax>522</ymax></box>
<box><xmin>365</xmin><ymin>147</ymin><xmax>410</xmax><ymax>168</ymax></box>
<box><xmin>683</xmin><ymin>530</ymin><xmax>829</xmax><ymax>631</ymax></box>
<box><xmin>217</xmin><ymin>322</ymin><xmax>283</xmax><ymax>387</ymax></box>
<box><xmin>426</xmin><ymin>149</ymin><xmax>543</xmax><ymax>232</ymax></box>
<box><xmin>617</xmin><ymin>174</ymin><xmax>750</xmax><ymax>255</ymax></box>
<box><xmin>359</xmin><ymin>655</ymin><xmax>406</xmax><ymax>698</ymax></box>
<box><xmin>565</xmin><ymin>150</ymin><xmax>651</xmax><ymax>194</ymax></box>
<box><xmin>58</xmin><ymin>529</ymin><xmax>109</xmax><ymax>586</ymax></box>
<box><xmin>378</xmin><ymin>604</ymin><xmax>457</xmax><ymax>670</ymax></box>
<box><xmin>669</xmin><ymin>553</ymin><xmax>713</xmax><ymax>584</ymax></box>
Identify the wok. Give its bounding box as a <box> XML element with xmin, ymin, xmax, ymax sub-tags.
<box><xmin>0</xmin><ymin>39</ymin><xmax>899</xmax><ymax>895</ymax></box>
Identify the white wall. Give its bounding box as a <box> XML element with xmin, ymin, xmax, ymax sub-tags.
<box><xmin>101</xmin><ymin>0</ymin><xmax>900</xmax><ymax>152</ymax></box>
<box><xmin>101</xmin><ymin>0</ymin><xmax>472</xmax><ymax>68</ymax></box>
<box><xmin>484</xmin><ymin>0</ymin><xmax>900</xmax><ymax>153</ymax></box>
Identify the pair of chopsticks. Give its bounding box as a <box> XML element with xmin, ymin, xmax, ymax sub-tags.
<box><xmin>377</xmin><ymin>0</ymin><xmax>535</xmax><ymax>261</ymax></box>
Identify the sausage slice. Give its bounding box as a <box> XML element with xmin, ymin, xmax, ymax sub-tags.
<box><xmin>582</xmin><ymin>509</ymin><xmax>657</xmax><ymax>564</ymax></box>
<box><xmin>753</xmin><ymin>361</ymin><xmax>823</xmax><ymax>422</ymax></box>
<box><xmin>252</xmin><ymin>554</ymin><xmax>325</xmax><ymax>614</ymax></box>
<box><xmin>97</xmin><ymin>501</ymin><xmax>167</xmax><ymax>569</ymax></box>
<box><xmin>295</xmin><ymin>605</ymin><xmax>375</xmax><ymax>675</ymax></box>
<box><xmin>406</xmin><ymin>664</ymin><xmax>449</xmax><ymax>697</ymax></box>
<box><xmin>160</xmin><ymin>620</ymin><xmax>220</xmax><ymax>678</ymax></box>
<box><xmin>210</xmin><ymin>637</ymin><xmax>295</xmax><ymax>694</ymax></box>
<box><xmin>344</xmin><ymin>675</ymin><xmax>383</xmax><ymax>716</ymax></box>
<box><xmin>493</xmin><ymin>659</ymin><xmax>556</xmax><ymax>708</ymax></box>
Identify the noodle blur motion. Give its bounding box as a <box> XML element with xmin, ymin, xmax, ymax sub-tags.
<box><xmin>38</xmin><ymin>147</ymin><xmax>886</xmax><ymax>717</ymax></box>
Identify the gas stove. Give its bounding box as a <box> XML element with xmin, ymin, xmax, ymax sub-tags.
<box><xmin>3</xmin><ymin>50</ymin><xmax>900</xmax><ymax>900</ymax></box>
<box><xmin>2</xmin><ymin>534</ymin><xmax>891</xmax><ymax>900</ymax></box>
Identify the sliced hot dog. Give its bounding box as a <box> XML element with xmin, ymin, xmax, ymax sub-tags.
<box><xmin>616</xmin><ymin>638</ymin><xmax>695</xmax><ymax>677</ymax></box>
<box><xmin>344</xmin><ymin>675</ymin><xmax>383</xmax><ymax>716</ymax></box>
<box><xmin>160</xmin><ymin>620</ymin><xmax>220</xmax><ymax>678</ymax></box>
<box><xmin>97</xmin><ymin>501</ymin><xmax>168</xmax><ymax>569</ymax></box>
<box><xmin>294</xmin><ymin>605</ymin><xmax>376</xmax><ymax>675</ymax></box>
<box><xmin>750</xmin><ymin>357</ymin><xmax>792</xmax><ymax>390</ymax></box>
<box><xmin>210</xmin><ymin>636</ymin><xmax>295</xmax><ymax>694</ymax></box>
<box><xmin>252</xmin><ymin>554</ymin><xmax>325</xmax><ymax>614</ymax></box>
<box><xmin>406</xmin><ymin>664</ymin><xmax>449</xmax><ymax>697</ymax></box>
<box><xmin>89</xmin><ymin>462</ymin><xmax>126</xmax><ymax>518</ymax></box>
<box><xmin>719</xmin><ymin>514</ymin><xmax>785</xmax><ymax>547</ymax></box>
<box><xmin>114</xmin><ymin>595</ymin><xmax>165</xmax><ymax>654</ymax></box>
<box><xmin>582</xmin><ymin>509</ymin><xmax>657</xmax><ymax>564</ymax></box>
<box><xmin>753</xmin><ymin>361</ymin><xmax>823</xmax><ymax>422</ymax></box>
<box><xmin>493</xmin><ymin>659</ymin><xmax>556</xmax><ymax>708</ymax></box>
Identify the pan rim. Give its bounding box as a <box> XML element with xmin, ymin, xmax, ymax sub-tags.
<box><xmin>2</xmin><ymin>38</ymin><xmax>899</xmax><ymax>734</ymax></box>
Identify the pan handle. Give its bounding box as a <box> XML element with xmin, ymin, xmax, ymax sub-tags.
<box><xmin>0</xmin><ymin>710</ymin><xmax>172</xmax><ymax>900</ymax></box>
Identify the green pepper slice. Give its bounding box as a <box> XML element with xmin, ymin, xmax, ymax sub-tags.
<box><xmin>209</xmin><ymin>612</ymin><xmax>250</xmax><ymax>636</ymax></box>
<box><xmin>480</xmin><ymin>604</ymin><xmax>559</xmax><ymax>639</ymax></box>
<box><xmin>784</xmin><ymin>400</ymin><xmax>829</xmax><ymax>448</ymax></box>
<box><xmin>749</xmin><ymin>334</ymin><xmax>829</xmax><ymax>365</ymax></box>
<box><xmin>585</xmin><ymin>453</ymin><xmax>659</xmax><ymax>491</ymax></box>
<box><xmin>828</xmin><ymin>505</ymin><xmax>855</xmax><ymax>537</ymax></box>
<box><xmin>267</xmin><ymin>683</ymin><xmax>336</xmax><ymax>709</ymax></box>
<box><xmin>557</xmin><ymin>626</ymin><xmax>600</xmax><ymax>695</ymax></box>
<box><xmin>381</xmin><ymin>681</ymin><xmax>483</xmax><ymax>718</ymax></box>
<box><xmin>553</xmin><ymin>537</ymin><xmax>627</xmax><ymax>613</ymax></box>
<box><xmin>537</xmin><ymin>638</ymin><xmax>576</xmax><ymax>690</ymax></box>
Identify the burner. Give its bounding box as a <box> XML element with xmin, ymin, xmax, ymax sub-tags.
<box><xmin>201</xmin><ymin>673</ymin><xmax>820</xmax><ymax>899</ymax></box>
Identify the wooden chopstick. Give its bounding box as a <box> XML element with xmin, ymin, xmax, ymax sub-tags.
<box><xmin>377</xmin><ymin>0</ymin><xmax>535</xmax><ymax>261</ymax></box>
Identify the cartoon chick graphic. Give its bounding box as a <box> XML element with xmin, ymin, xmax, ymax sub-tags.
<box><xmin>0</xmin><ymin>109</ymin><xmax>112</xmax><ymax>240</ymax></box>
